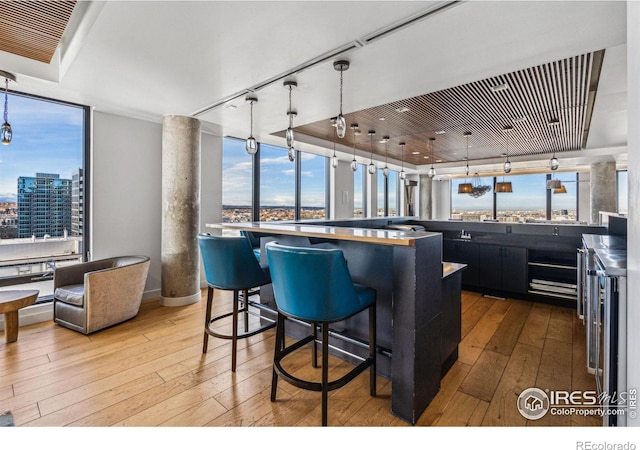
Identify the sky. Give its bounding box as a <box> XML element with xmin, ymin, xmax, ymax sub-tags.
<box><xmin>0</xmin><ymin>93</ymin><xmax>84</xmax><ymax>201</ymax></box>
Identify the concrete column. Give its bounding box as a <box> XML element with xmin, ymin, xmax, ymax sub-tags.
<box><xmin>419</xmin><ymin>175</ymin><xmax>433</xmax><ymax>219</ymax></box>
<box><xmin>589</xmin><ymin>161</ymin><xmax>617</xmax><ymax>224</ymax></box>
<box><xmin>161</xmin><ymin>115</ymin><xmax>201</xmax><ymax>306</ymax></box>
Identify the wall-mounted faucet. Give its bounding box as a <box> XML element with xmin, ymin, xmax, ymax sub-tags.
<box><xmin>460</xmin><ymin>229</ymin><xmax>472</xmax><ymax>239</ymax></box>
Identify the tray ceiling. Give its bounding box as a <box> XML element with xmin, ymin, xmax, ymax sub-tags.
<box><xmin>291</xmin><ymin>50</ymin><xmax>604</xmax><ymax>167</ymax></box>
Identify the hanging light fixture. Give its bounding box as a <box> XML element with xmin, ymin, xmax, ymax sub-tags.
<box><xmin>495</xmin><ymin>180</ymin><xmax>513</xmax><ymax>193</ymax></box>
<box><xmin>547</xmin><ymin>179</ymin><xmax>562</xmax><ymax>189</ymax></box>
<box><xmin>367</xmin><ymin>131</ymin><xmax>376</xmax><ymax>175</ymax></box>
<box><xmin>284</xmin><ymin>80</ymin><xmax>297</xmax><ymax>162</ymax></box>
<box><xmin>331</xmin><ymin>141</ymin><xmax>338</xmax><ymax>169</ymax></box>
<box><xmin>458</xmin><ymin>132</ymin><xmax>473</xmax><ymax>194</ymax></box>
<box><xmin>553</xmin><ymin>185</ymin><xmax>567</xmax><ymax>194</ymax></box>
<box><xmin>333</xmin><ymin>60</ymin><xmax>349</xmax><ymax>139</ymax></box>
<box><xmin>470</xmin><ymin>172</ymin><xmax>491</xmax><ymax>197</ymax></box>
<box><xmin>245</xmin><ymin>95</ymin><xmax>258</xmax><ymax>155</ymax></box>
<box><xmin>350</xmin><ymin>123</ymin><xmax>359</xmax><ymax>172</ymax></box>
<box><xmin>382</xmin><ymin>136</ymin><xmax>390</xmax><ymax>178</ymax></box>
<box><xmin>399</xmin><ymin>142</ymin><xmax>406</xmax><ymax>180</ymax></box>
<box><xmin>1</xmin><ymin>70</ymin><xmax>16</xmax><ymax>146</ymax></box>
<box><xmin>549</xmin><ymin>151</ymin><xmax>559</xmax><ymax>171</ymax></box>
<box><xmin>503</xmin><ymin>125</ymin><xmax>513</xmax><ymax>174</ymax></box>
<box><xmin>427</xmin><ymin>137</ymin><xmax>436</xmax><ymax>178</ymax></box>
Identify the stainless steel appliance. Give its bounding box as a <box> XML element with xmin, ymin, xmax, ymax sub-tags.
<box><xmin>582</xmin><ymin>234</ymin><xmax>627</xmax><ymax>427</ymax></box>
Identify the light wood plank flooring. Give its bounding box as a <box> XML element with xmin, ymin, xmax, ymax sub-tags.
<box><xmin>0</xmin><ymin>289</ymin><xmax>600</xmax><ymax>427</ymax></box>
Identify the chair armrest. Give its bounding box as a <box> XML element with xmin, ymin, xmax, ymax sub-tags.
<box><xmin>54</xmin><ymin>259</ymin><xmax>115</xmax><ymax>291</ymax></box>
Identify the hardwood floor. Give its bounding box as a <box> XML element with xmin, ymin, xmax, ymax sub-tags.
<box><xmin>0</xmin><ymin>289</ymin><xmax>600</xmax><ymax>427</ymax></box>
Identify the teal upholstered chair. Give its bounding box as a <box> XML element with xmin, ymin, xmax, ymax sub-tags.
<box><xmin>197</xmin><ymin>233</ymin><xmax>275</xmax><ymax>372</ymax></box>
<box><xmin>265</xmin><ymin>242</ymin><xmax>376</xmax><ymax>426</ymax></box>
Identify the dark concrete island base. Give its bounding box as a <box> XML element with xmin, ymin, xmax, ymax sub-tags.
<box><xmin>208</xmin><ymin>219</ymin><xmax>465</xmax><ymax>424</ymax></box>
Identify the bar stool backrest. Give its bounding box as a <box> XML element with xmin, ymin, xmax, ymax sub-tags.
<box><xmin>265</xmin><ymin>242</ymin><xmax>361</xmax><ymax>323</ymax></box>
<box><xmin>197</xmin><ymin>234</ymin><xmax>270</xmax><ymax>290</ymax></box>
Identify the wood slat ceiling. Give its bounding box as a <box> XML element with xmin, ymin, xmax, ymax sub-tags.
<box><xmin>0</xmin><ymin>1</ymin><xmax>77</xmax><ymax>64</ymax></box>
<box><xmin>292</xmin><ymin>50</ymin><xmax>604</xmax><ymax>167</ymax></box>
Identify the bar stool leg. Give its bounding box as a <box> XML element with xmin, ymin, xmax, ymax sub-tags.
<box><xmin>243</xmin><ymin>289</ymin><xmax>249</xmax><ymax>333</ymax></box>
<box><xmin>321</xmin><ymin>322</ymin><xmax>329</xmax><ymax>426</ymax></box>
<box><xmin>370</xmin><ymin>304</ymin><xmax>377</xmax><ymax>397</ymax></box>
<box><xmin>312</xmin><ymin>322</ymin><xmax>318</xmax><ymax>368</ymax></box>
<box><xmin>271</xmin><ymin>313</ymin><xmax>285</xmax><ymax>401</ymax></box>
<box><xmin>232</xmin><ymin>290</ymin><xmax>239</xmax><ymax>372</ymax></box>
<box><xmin>203</xmin><ymin>286</ymin><xmax>214</xmax><ymax>353</ymax></box>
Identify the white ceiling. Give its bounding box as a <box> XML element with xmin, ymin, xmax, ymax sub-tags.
<box><xmin>0</xmin><ymin>0</ymin><xmax>628</xmax><ymax>173</ymax></box>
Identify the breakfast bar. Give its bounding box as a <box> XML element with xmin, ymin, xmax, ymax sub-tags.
<box><xmin>208</xmin><ymin>221</ymin><xmax>465</xmax><ymax>424</ymax></box>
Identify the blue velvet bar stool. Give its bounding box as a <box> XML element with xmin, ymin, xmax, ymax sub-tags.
<box><xmin>197</xmin><ymin>233</ymin><xmax>275</xmax><ymax>372</ymax></box>
<box><xmin>265</xmin><ymin>242</ymin><xmax>376</xmax><ymax>426</ymax></box>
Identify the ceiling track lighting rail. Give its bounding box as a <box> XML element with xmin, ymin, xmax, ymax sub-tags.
<box><xmin>191</xmin><ymin>2</ymin><xmax>460</xmax><ymax>117</ymax></box>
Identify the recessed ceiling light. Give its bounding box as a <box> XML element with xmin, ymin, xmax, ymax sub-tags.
<box><xmin>379</xmin><ymin>117</ymin><xmax>386</xmax><ymax>121</ymax></box>
<box><xmin>513</xmin><ymin>116</ymin><xmax>527</xmax><ymax>123</ymax></box>
<box><xmin>436</xmin><ymin>159</ymin><xmax>443</xmax><ymax>163</ymax></box>
<box><xmin>435</xmin><ymin>130</ymin><xmax>446</xmax><ymax>135</ymax></box>
<box><xmin>548</xmin><ymin>118</ymin><xmax>560</xmax><ymax>126</ymax></box>
<box><xmin>225</xmin><ymin>104</ymin><xmax>237</xmax><ymax>110</ymax></box>
<box><xmin>424</xmin><ymin>156</ymin><xmax>429</xmax><ymax>159</ymax></box>
<box><xmin>500</xmin><ymin>153</ymin><xmax>507</xmax><ymax>157</ymax></box>
<box><xmin>395</xmin><ymin>106</ymin><xmax>410</xmax><ymax>113</ymax></box>
<box><xmin>490</xmin><ymin>83</ymin><xmax>509</xmax><ymax>93</ymax></box>
<box><xmin>411</xmin><ymin>151</ymin><xmax>420</xmax><ymax>155</ymax></box>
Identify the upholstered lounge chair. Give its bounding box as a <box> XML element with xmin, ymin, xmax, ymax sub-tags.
<box><xmin>53</xmin><ymin>255</ymin><xmax>151</xmax><ymax>334</ymax></box>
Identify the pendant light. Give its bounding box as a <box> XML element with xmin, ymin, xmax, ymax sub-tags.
<box><xmin>503</xmin><ymin>125</ymin><xmax>513</xmax><ymax>174</ymax></box>
<box><xmin>367</xmin><ymin>130</ymin><xmax>376</xmax><ymax>175</ymax></box>
<box><xmin>333</xmin><ymin>60</ymin><xmax>349</xmax><ymax>139</ymax></box>
<box><xmin>382</xmin><ymin>136</ymin><xmax>390</xmax><ymax>178</ymax></box>
<box><xmin>284</xmin><ymin>80</ymin><xmax>297</xmax><ymax>162</ymax></box>
<box><xmin>427</xmin><ymin>137</ymin><xmax>436</xmax><ymax>178</ymax></box>
<box><xmin>331</xmin><ymin>141</ymin><xmax>338</xmax><ymax>169</ymax></box>
<box><xmin>399</xmin><ymin>142</ymin><xmax>406</xmax><ymax>180</ymax></box>
<box><xmin>549</xmin><ymin>151</ymin><xmax>559</xmax><ymax>171</ymax></box>
<box><xmin>458</xmin><ymin>132</ymin><xmax>473</xmax><ymax>194</ymax></box>
<box><xmin>553</xmin><ymin>185</ymin><xmax>567</xmax><ymax>194</ymax></box>
<box><xmin>350</xmin><ymin>123</ymin><xmax>359</xmax><ymax>171</ymax></box>
<box><xmin>245</xmin><ymin>95</ymin><xmax>258</xmax><ymax>155</ymax></box>
<box><xmin>1</xmin><ymin>71</ymin><xmax>15</xmax><ymax>146</ymax></box>
<box><xmin>496</xmin><ymin>126</ymin><xmax>513</xmax><ymax>193</ymax></box>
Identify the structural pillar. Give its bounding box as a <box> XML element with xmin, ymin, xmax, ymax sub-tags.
<box><xmin>419</xmin><ymin>175</ymin><xmax>433</xmax><ymax>219</ymax></box>
<box><xmin>161</xmin><ymin>115</ymin><xmax>202</xmax><ymax>306</ymax></box>
<box><xmin>589</xmin><ymin>161</ymin><xmax>617</xmax><ymax>224</ymax></box>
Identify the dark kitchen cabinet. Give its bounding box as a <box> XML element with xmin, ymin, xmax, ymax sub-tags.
<box><xmin>478</xmin><ymin>244</ymin><xmax>528</xmax><ymax>294</ymax></box>
<box><xmin>443</xmin><ymin>240</ymin><xmax>479</xmax><ymax>287</ymax></box>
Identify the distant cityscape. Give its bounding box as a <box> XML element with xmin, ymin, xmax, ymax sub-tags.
<box><xmin>451</xmin><ymin>209</ymin><xmax>579</xmax><ymax>222</ymax></box>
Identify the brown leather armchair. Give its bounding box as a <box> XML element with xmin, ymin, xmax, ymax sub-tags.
<box><xmin>53</xmin><ymin>255</ymin><xmax>151</xmax><ymax>334</ymax></box>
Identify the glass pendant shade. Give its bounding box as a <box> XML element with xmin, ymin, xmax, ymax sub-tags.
<box><xmin>1</xmin><ymin>122</ymin><xmax>11</xmax><ymax>145</ymax></box>
<box><xmin>368</xmin><ymin>162</ymin><xmax>376</xmax><ymax>174</ymax></box>
<box><xmin>336</xmin><ymin>115</ymin><xmax>346</xmax><ymax>138</ymax></box>
<box><xmin>427</xmin><ymin>166</ymin><xmax>436</xmax><ymax>178</ymax></box>
<box><xmin>458</xmin><ymin>183</ymin><xmax>473</xmax><ymax>194</ymax></box>
<box><xmin>245</xmin><ymin>136</ymin><xmax>257</xmax><ymax>155</ymax></box>
<box><xmin>286</xmin><ymin>127</ymin><xmax>294</xmax><ymax>148</ymax></box>
<box><xmin>383</xmin><ymin>166</ymin><xmax>389</xmax><ymax>178</ymax></box>
<box><xmin>287</xmin><ymin>147</ymin><xmax>295</xmax><ymax>162</ymax></box>
<box><xmin>503</xmin><ymin>159</ymin><xmax>512</xmax><ymax>173</ymax></box>
<box><xmin>550</xmin><ymin>155</ymin><xmax>559</xmax><ymax>171</ymax></box>
<box><xmin>331</xmin><ymin>154</ymin><xmax>338</xmax><ymax>168</ymax></box>
<box><xmin>351</xmin><ymin>159</ymin><xmax>358</xmax><ymax>171</ymax></box>
<box><xmin>400</xmin><ymin>169</ymin><xmax>406</xmax><ymax>180</ymax></box>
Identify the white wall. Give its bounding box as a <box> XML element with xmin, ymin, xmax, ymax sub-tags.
<box><xmin>625</xmin><ymin>1</ymin><xmax>639</xmax><ymax>427</ymax></box>
<box><xmin>92</xmin><ymin>111</ymin><xmax>162</xmax><ymax>298</ymax></box>
<box><xmin>578</xmin><ymin>171</ymin><xmax>591</xmax><ymax>223</ymax></box>
<box><xmin>433</xmin><ymin>179</ymin><xmax>452</xmax><ymax>220</ymax></box>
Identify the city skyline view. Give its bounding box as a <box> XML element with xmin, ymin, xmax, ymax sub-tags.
<box><xmin>0</xmin><ymin>93</ymin><xmax>84</xmax><ymax>202</ymax></box>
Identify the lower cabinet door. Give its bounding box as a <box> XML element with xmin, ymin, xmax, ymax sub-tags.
<box><xmin>501</xmin><ymin>246</ymin><xmax>528</xmax><ymax>294</ymax></box>
<box><xmin>478</xmin><ymin>245</ymin><xmax>502</xmax><ymax>290</ymax></box>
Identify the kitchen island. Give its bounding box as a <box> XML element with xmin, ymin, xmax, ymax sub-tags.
<box><xmin>207</xmin><ymin>221</ymin><xmax>465</xmax><ymax>424</ymax></box>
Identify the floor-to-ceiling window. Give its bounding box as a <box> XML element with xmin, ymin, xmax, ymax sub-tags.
<box><xmin>617</xmin><ymin>169</ymin><xmax>628</xmax><ymax>214</ymax></box>
<box><xmin>299</xmin><ymin>152</ymin><xmax>326</xmax><ymax>219</ymax></box>
<box><xmin>222</xmin><ymin>137</ymin><xmax>253</xmax><ymax>223</ymax></box>
<box><xmin>551</xmin><ymin>173</ymin><xmax>578</xmax><ymax>221</ymax></box>
<box><xmin>354</xmin><ymin>165</ymin><xmax>364</xmax><ymax>218</ymax></box>
<box><xmin>260</xmin><ymin>144</ymin><xmax>295</xmax><ymax>221</ymax></box>
<box><xmin>451</xmin><ymin>177</ymin><xmax>493</xmax><ymax>221</ymax></box>
<box><xmin>496</xmin><ymin>174</ymin><xmax>547</xmax><ymax>222</ymax></box>
<box><xmin>388</xmin><ymin>170</ymin><xmax>398</xmax><ymax>216</ymax></box>
<box><xmin>376</xmin><ymin>169</ymin><xmax>399</xmax><ymax>216</ymax></box>
<box><xmin>0</xmin><ymin>92</ymin><xmax>89</xmax><ymax>300</ymax></box>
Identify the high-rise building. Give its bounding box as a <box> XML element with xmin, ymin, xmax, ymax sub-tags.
<box><xmin>71</xmin><ymin>169</ymin><xmax>83</xmax><ymax>236</ymax></box>
<box><xmin>17</xmin><ymin>173</ymin><xmax>72</xmax><ymax>238</ymax></box>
